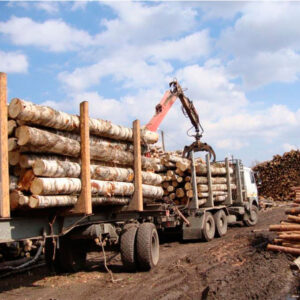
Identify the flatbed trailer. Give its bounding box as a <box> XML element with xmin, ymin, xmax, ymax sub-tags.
<box><xmin>0</xmin><ymin>72</ymin><xmax>259</xmax><ymax>273</ymax></box>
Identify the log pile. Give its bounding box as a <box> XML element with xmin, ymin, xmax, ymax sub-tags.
<box><xmin>7</xmin><ymin>98</ymin><xmax>163</xmax><ymax>210</ymax></box>
<box><xmin>157</xmin><ymin>152</ymin><xmax>236</xmax><ymax>207</ymax></box>
<box><xmin>253</xmin><ymin>150</ymin><xmax>300</xmax><ymax>201</ymax></box>
<box><xmin>267</xmin><ymin>186</ymin><xmax>300</xmax><ymax>255</ymax></box>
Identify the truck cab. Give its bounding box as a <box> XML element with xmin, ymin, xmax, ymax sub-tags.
<box><xmin>243</xmin><ymin>167</ymin><xmax>259</xmax><ymax>206</ymax></box>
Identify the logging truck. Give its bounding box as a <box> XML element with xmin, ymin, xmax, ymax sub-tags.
<box><xmin>0</xmin><ymin>73</ymin><xmax>259</xmax><ymax>274</ymax></box>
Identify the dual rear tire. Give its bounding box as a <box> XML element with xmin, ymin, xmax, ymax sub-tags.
<box><xmin>120</xmin><ymin>223</ymin><xmax>159</xmax><ymax>271</ymax></box>
<box><xmin>202</xmin><ymin>210</ymin><xmax>228</xmax><ymax>241</ymax></box>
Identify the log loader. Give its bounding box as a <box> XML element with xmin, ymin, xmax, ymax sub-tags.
<box><xmin>146</xmin><ymin>79</ymin><xmax>216</xmax><ymax>161</ymax></box>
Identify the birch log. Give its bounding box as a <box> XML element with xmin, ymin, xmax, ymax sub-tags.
<box><xmin>10</xmin><ymin>190</ymin><xmax>29</xmax><ymax>210</ymax></box>
<box><xmin>197</xmin><ymin>184</ymin><xmax>236</xmax><ymax>192</ymax></box>
<box><xmin>17</xmin><ymin>126</ymin><xmax>159</xmax><ymax>169</ymax></box>
<box><xmin>29</xmin><ymin>195</ymin><xmax>130</xmax><ymax>208</ymax></box>
<box><xmin>9</xmin><ymin>98</ymin><xmax>158</xmax><ymax>144</ymax></box>
<box><xmin>9</xmin><ymin>151</ymin><xmax>20</xmax><ymax>166</ymax></box>
<box><xmin>8</xmin><ymin>138</ymin><xmax>18</xmax><ymax>151</ymax></box>
<box><xmin>8</xmin><ymin>119</ymin><xmax>17</xmax><ymax>136</ymax></box>
<box><xmin>30</xmin><ymin>178</ymin><xmax>163</xmax><ymax>198</ymax></box>
<box><xmin>33</xmin><ymin>159</ymin><xmax>163</xmax><ymax>185</ymax></box>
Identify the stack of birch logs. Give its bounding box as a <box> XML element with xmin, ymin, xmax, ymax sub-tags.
<box><xmin>158</xmin><ymin>152</ymin><xmax>236</xmax><ymax>207</ymax></box>
<box><xmin>267</xmin><ymin>187</ymin><xmax>300</xmax><ymax>255</ymax></box>
<box><xmin>253</xmin><ymin>150</ymin><xmax>300</xmax><ymax>201</ymax></box>
<box><xmin>7</xmin><ymin>98</ymin><xmax>164</xmax><ymax>210</ymax></box>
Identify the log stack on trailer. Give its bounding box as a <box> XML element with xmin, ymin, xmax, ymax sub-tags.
<box><xmin>157</xmin><ymin>152</ymin><xmax>236</xmax><ymax>207</ymax></box>
<box><xmin>7</xmin><ymin>98</ymin><xmax>164</xmax><ymax>212</ymax></box>
<box><xmin>253</xmin><ymin>150</ymin><xmax>300</xmax><ymax>201</ymax></box>
<box><xmin>268</xmin><ymin>186</ymin><xmax>300</xmax><ymax>255</ymax></box>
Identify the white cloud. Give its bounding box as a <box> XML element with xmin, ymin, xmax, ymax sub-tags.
<box><xmin>71</xmin><ymin>1</ymin><xmax>88</xmax><ymax>11</ymax></box>
<box><xmin>0</xmin><ymin>17</ymin><xmax>93</xmax><ymax>52</ymax></box>
<box><xmin>0</xmin><ymin>50</ymin><xmax>28</xmax><ymax>73</ymax></box>
<box><xmin>283</xmin><ymin>143</ymin><xmax>299</xmax><ymax>152</ymax></box>
<box><xmin>229</xmin><ymin>49</ymin><xmax>300</xmax><ymax>88</ymax></box>
<box><xmin>35</xmin><ymin>2</ymin><xmax>59</xmax><ymax>14</ymax></box>
<box><xmin>219</xmin><ymin>2</ymin><xmax>300</xmax><ymax>89</ymax></box>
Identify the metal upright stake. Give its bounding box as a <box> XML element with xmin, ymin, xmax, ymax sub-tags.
<box><xmin>206</xmin><ymin>154</ymin><xmax>214</xmax><ymax>207</ymax></box>
<box><xmin>225</xmin><ymin>157</ymin><xmax>233</xmax><ymax>205</ymax></box>
<box><xmin>236</xmin><ymin>160</ymin><xmax>244</xmax><ymax>204</ymax></box>
<box><xmin>189</xmin><ymin>150</ymin><xmax>198</xmax><ymax>209</ymax></box>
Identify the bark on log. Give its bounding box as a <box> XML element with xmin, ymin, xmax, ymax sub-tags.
<box><xmin>197</xmin><ymin>184</ymin><xmax>236</xmax><ymax>192</ymax></box>
<box><xmin>9</xmin><ymin>98</ymin><xmax>158</xmax><ymax>144</ymax></box>
<box><xmin>269</xmin><ymin>224</ymin><xmax>300</xmax><ymax>231</ymax></box>
<box><xmin>278</xmin><ymin>234</ymin><xmax>300</xmax><ymax>241</ymax></box>
<box><xmin>33</xmin><ymin>159</ymin><xmax>162</xmax><ymax>185</ymax></box>
<box><xmin>28</xmin><ymin>195</ymin><xmax>130</xmax><ymax>210</ymax></box>
<box><xmin>29</xmin><ymin>195</ymin><xmax>77</xmax><ymax>208</ymax></box>
<box><xmin>267</xmin><ymin>244</ymin><xmax>300</xmax><ymax>255</ymax></box>
<box><xmin>287</xmin><ymin>215</ymin><xmax>300</xmax><ymax>224</ymax></box>
<box><xmin>18</xmin><ymin>126</ymin><xmax>159</xmax><ymax>169</ymax></box>
<box><xmin>30</xmin><ymin>177</ymin><xmax>163</xmax><ymax>198</ymax></box>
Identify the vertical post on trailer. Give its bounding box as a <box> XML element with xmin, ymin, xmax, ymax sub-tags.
<box><xmin>189</xmin><ymin>150</ymin><xmax>198</xmax><ymax>209</ymax></box>
<box><xmin>236</xmin><ymin>160</ymin><xmax>244</xmax><ymax>204</ymax></box>
<box><xmin>225</xmin><ymin>157</ymin><xmax>233</xmax><ymax>205</ymax></box>
<box><xmin>0</xmin><ymin>73</ymin><xmax>10</xmax><ymax>218</ymax></box>
<box><xmin>206</xmin><ymin>154</ymin><xmax>214</xmax><ymax>207</ymax></box>
<box><xmin>73</xmin><ymin>101</ymin><xmax>92</xmax><ymax>214</ymax></box>
<box><xmin>127</xmin><ymin>120</ymin><xmax>143</xmax><ymax>211</ymax></box>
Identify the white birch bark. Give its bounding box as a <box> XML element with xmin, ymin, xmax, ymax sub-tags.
<box><xmin>29</xmin><ymin>195</ymin><xmax>77</xmax><ymax>208</ymax></box>
<box><xmin>33</xmin><ymin>159</ymin><xmax>162</xmax><ymax>185</ymax></box>
<box><xmin>9</xmin><ymin>98</ymin><xmax>158</xmax><ymax>144</ymax></box>
<box><xmin>17</xmin><ymin>126</ymin><xmax>159</xmax><ymax>168</ymax></box>
<box><xmin>30</xmin><ymin>177</ymin><xmax>163</xmax><ymax>198</ymax></box>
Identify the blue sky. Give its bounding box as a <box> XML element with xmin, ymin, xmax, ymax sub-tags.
<box><xmin>0</xmin><ymin>1</ymin><xmax>299</xmax><ymax>166</ymax></box>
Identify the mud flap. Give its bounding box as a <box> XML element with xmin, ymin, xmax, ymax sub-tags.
<box><xmin>182</xmin><ymin>215</ymin><xmax>205</xmax><ymax>240</ymax></box>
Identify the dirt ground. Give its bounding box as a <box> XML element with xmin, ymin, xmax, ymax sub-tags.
<box><xmin>0</xmin><ymin>207</ymin><xmax>299</xmax><ymax>300</ymax></box>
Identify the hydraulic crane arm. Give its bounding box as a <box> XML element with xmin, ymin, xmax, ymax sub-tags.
<box><xmin>145</xmin><ymin>80</ymin><xmax>216</xmax><ymax>161</ymax></box>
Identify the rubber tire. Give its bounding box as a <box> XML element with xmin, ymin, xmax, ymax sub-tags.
<box><xmin>243</xmin><ymin>205</ymin><xmax>259</xmax><ymax>227</ymax></box>
<box><xmin>59</xmin><ymin>238</ymin><xmax>87</xmax><ymax>273</ymax></box>
<box><xmin>202</xmin><ymin>212</ymin><xmax>215</xmax><ymax>242</ymax></box>
<box><xmin>214</xmin><ymin>210</ymin><xmax>228</xmax><ymax>237</ymax></box>
<box><xmin>136</xmin><ymin>223</ymin><xmax>159</xmax><ymax>271</ymax></box>
<box><xmin>120</xmin><ymin>225</ymin><xmax>138</xmax><ymax>271</ymax></box>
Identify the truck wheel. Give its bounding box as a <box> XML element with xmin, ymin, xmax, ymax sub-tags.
<box><xmin>243</xmin><ymin>205</ymin><xmax>259</xmax><ymax>226</ymax></box>
<box><xmin>202</xmin><ymin>212</ymin><xmax>215</xmax><ymax>242</ymax></box>
<box><xmin>136</xmin><ymin>223</ymin><xmax>159</xmax><ymax>271</ymax></box>
<box><xmin>59</xmin><ymin>238</ymin><xmax>87</xmax><ymax>272</ymax></box>
<box><xmin>214</xmin><ymin>210</ymin><xmax>227</xmax><ymax>237</ymax></box>
<box><xmin>120</xmin><ymin>225</ymin><xmax>138</xmax><ymax>271</ymax></box>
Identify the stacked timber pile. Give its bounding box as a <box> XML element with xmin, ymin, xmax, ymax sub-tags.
<box><xmin>158</xmin><ymin>152</ymin><xmax>236</xmax><ymax>206</ymax></box>
<box><xmin>268</xmin><ymin>186</ymin><xmax>300</xmax><ymax>255</ymax></box>
<box><xmin>253</xmin><ymin>150</ymin><xmax>300</xmax><ymax>201</ymax></box>
<box><xmin>7</xmin><ymin>98</ymin><xmax>164</xmax><ymax>210</ymax></box>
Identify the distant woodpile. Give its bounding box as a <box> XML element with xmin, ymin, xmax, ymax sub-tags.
<box><xmin>253</xmin><ymin>150</ymin><xmax>300</xmax><ymax>201</ymax></box>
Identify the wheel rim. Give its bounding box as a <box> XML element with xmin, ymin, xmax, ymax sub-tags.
<box><xmin>151</xmin><ymin>231</ymin><xmax>159</xmax><ymax>266</ymax></box>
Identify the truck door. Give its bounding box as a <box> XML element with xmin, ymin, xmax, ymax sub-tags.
<box><xmin>243</xmin><ymin>168</ymin><xmax>258</xmax><ymax>202</ymax></box>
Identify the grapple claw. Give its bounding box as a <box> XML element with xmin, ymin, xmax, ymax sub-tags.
<box><xmin>182</xmin><ymin>140</ymin><xmax>216</xmax><ymax>162</ymax></box>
